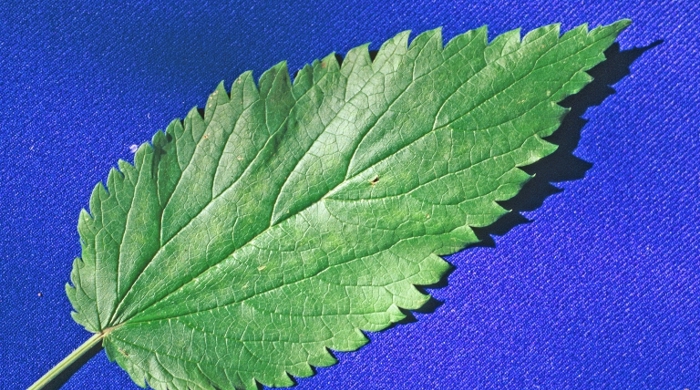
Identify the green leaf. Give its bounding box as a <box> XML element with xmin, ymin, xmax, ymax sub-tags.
<box><xmin>64</xmin><ymin>20</ymin><xmax>629</xmax><ymax>390</ymax></box>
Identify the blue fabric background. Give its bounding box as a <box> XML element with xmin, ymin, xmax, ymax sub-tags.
<box><xmin>1</xmin><ymin>1</ymin><xmax>698</xmax><ymax>389</ymax></box>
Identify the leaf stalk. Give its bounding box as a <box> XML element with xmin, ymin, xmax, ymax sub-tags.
<box><xmin>28</xmin><ymin>333</ymin><xmax>104</xmax><ymax>390</ymax></box>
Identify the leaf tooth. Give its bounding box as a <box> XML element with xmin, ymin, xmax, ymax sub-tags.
<box><xmin>444</xmin><ymin>25</ymin><xmax>487</xmax><ymax>57</ymax></box>
<box><xmin>520</xmin><ymin>135</ymin><xmax>559</xmax><ymax>167</ymax></box>
<box><xmin>412</xmin><ymin>253</ymin><xmax>452</xmax><ymax>286</ymax></box>
<box><xmin>328</xmin><ymin>327</ymin><xmax>368</xmax><ymax>352</ymax></box>
<box><xmin>580</xmin><ymin>20</ymin><xmax>631</xmax><ymax>71</ymax></box>
<box><xmin>258</xmin><ymin>60</ymin><xmax>291</xmax><ymax>98</ymax></box>
<box><xmin>462</xmin><ymin>198</ymin><xmax>510</xmax><ymax>228</ymax></box>
<box><xmin>339</xmin><ymin>44</ymin><xmax>373</xmax><ymax>100</ymax></box>
<box><xmin>258</xmin><ymin>61</ymin><xmax>295</xmax><ymax>136</ymax></box>
<box><xmin>523</xmin><ymin>23</ymin><xmax>561</xmax><ymax>46</ymax></box>
<box><xmin>229</xmin><ymin>70</ymin><xmax>259</xmax><ymax>105</ymax></box>
<box><xmin>117</xmin><ymin>159</ymin><xmax>137</xmax><ymax>181</ymax></box>
<box><xmin>321</xmin><ymin>52</ymin><xmax>342</xmax><ymax>71</ymax></box>
<box><xmin>65</xmin><ymin>277</ymin><xmax>78</xmax><ymax>300</ymax></box>
<box><xmin>164</xmin><ymin>117</ymin><xmax>184</xmax><ymax>139</ymax></box>
<box><xmin>557</xmin><ymin>71</ymin><xmax>595</xmax><ymax>101</ymax></box>
<box><xmin>150</xmin><ymin>129</ymin><xmax>167</xmax><ymax>146</ymax></box>
<box><xmin>409</xmin><ymin>27</ymin><xmax>444</xmax><ymax>79</ymax></box>
<box><xmin>186</xmin><ymin>104</ymin><xmax>204</xmax><ymax>123</ymax></box>
<box><xmin>66</xmin><ymin>259</ymin><xmax>100</xmax><ymax>332</ymax></box>
<box><xmin>308</xmin><ymin>54</ymin><xmax>338</xmax><ymax>84</ymax></box>
<box><xmin>591</xmin><ymin>19</ymin><xmax>631</xmax><ymax>38</ymax></box>
<box><xmin>129</xmin><ymin>139</ymin><xmax>155</xmax><ymax>171</ymax></box>
<box><xmin>292</xmin><ymin>63</ymin><xmax>314</xmax><ymax>92</ymax></box>
<box><xmin>203</xmin><ymin>81</ymin><xmax>230</xmax><ymax>124</ymax></box>
<box><xmin>386</xmin><ymin>303</ymin><xmax>406</xmax><ymax>323</ymax></box>
<box><xmin>191</xmin><ymin>364</ymin><xmax>230</xmax><ymax>390</ymax></box>
<box><xmin>578</xmin><ymin>22</ymin><xmax>590</xmax><ymax>33</ymax></box>
<box><xmin>182</xmin><ymin>106</ymin><xmax>207</xmax><ymax>153</ymax></box>
<box><xmin>287</xmin><ymin>362</ymin><xmax>314</xmax><ymax>378</ymax></box>
<box><xmin>492</xmin><ymin>168</ymin><xmax>533</xmax><ymax>202</ymax></box>
<box><xmin>252</xmin><ymin>365</ymin><xmax>292</xmax><ymax>389</ymax></box>
<box><xmin>409</xmin><ymin>27</ymin><xmax>442</xmax><ymax>50</ymax></box>
<box><xmin>371</xmin><ymin>30</ymin><xmax>410</xmax><ymax>72</ymax></box>
<box><xmin>77</xmin><ymin>208</ymin><xmax>95</xmax><ymax>247</ymax></box>
<box><xmin>272</xmin><ymin>371</ymin><xmax>295</xmax><ymax>388</ymax></box>
<box><xmin>307</xmin><ymin>347</ymin><xmax>337</xmax><ymax>368</ymax></box>
<box><xmin>238</xmin><ymin>373</ymin><xmax>258</xmax><ymax>390</ymax></box>
<box><xmin>88</xmin><ymin>180</ymin><xmax>109</xmax><ymax>219</ymax></box>
<box><xmin>387</xmin><ymin>282</ymin><xmax>429</xmax><ymax>310</ymax></box>
<box><xmin>340</xmin><ymin>43</ymin><xmax>371</xmax><ymax>75</ymax></box>
<box><xmin>484</xmin><ymin>27</ymin><xmax>521</xmax><ymax>63</ymax></box>
<box><xmin>549</xmin><ymin>103</ymin><xmax>571</xmax><ymax>125</ymax></box>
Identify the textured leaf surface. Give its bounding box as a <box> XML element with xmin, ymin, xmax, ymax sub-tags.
<box><xmin>67</xmin><ymin>20</ymin><xmax>629</xmax><ymax>389</ymax></box>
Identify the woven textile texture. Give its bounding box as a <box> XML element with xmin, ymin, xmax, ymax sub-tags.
<box><xmin>1</xmin><ymin>1</ymin><xmax>698</xmax><ymax>389</ymax></box>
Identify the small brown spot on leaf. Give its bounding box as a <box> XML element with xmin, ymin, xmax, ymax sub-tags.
<box><xmin>203</xmin><ymin>134</ymin><xmax>209</xmax><ymax>140</ymax></box>
<box><xmin>370</xmin><ymin>176</ymin><xmax>380</xmax><ymax>185</ymax></box>
<box><xmin>118</xmin><ymin>348</ymin><xmax>129</xmax><ymax>357</ymax></box>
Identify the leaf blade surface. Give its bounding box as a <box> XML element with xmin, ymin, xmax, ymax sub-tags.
<box><xmin>67</xmin><ymin>20</ymin><xmax>629</xmax><ymax>389</ymax></box>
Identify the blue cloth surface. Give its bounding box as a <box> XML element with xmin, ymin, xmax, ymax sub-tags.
<box><xmin>1</xmin><ymin>1</ymin><xmax>698</xmax><ymax>389</ymax></box>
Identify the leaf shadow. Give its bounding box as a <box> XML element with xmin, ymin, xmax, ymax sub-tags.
<box><xmin>469</xmin><ymin>40</ymin><xmax>662</xmax><ymax>248</ymax></box>
<box><xmin>383</xmin><ymin>41</ymin><xmax>662</xmax><ymax>330</ymax></box>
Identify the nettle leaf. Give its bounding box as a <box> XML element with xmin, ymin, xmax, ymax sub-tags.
<box><xmin>65</xmin><ymin>21</ymin><xmax>629</xmax><ymax>390</ymax></box>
